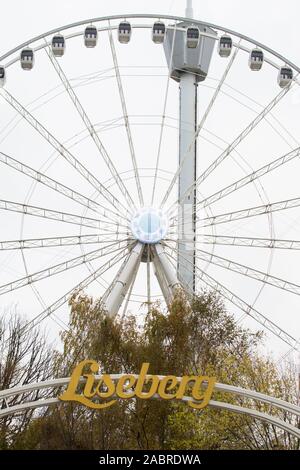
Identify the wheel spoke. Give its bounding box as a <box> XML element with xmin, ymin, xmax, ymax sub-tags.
<box><xmin>151</xmin><ymin>23</ymin><xmax>178</xmax><ymax>205</ymax></box>
<box><xmin>107</xmin><ymin>22</ymin><xmax>144</xmax><ymax>207</ymax></box>
<box><xmin>194</xmin><ymin>248</ymin><xmax>300</xmax><ymax>296</ymax></box>
<box><xmin>19</xmin><ymin>246</ymin><xmax>129</xmax><ymax>335</ymax></box>
<box><xmin>44</xmin><ymin>43</ymin><xmax>136</xmax><ymax>213</ymax></box>
<box><xmin>0</xmin><ymin>239</ymin><xmax>129</xmax><ymax>296</ymax></box>
<box><xmin>0</xmin><ymin>233</ymin><xmax>131</xmax><ymax>251</ymax></box>
<box><xmin>0</xmin><ymin>150</ymin><xmax>128</xmax><ymax>224</ymax></box>
<box><xmin>0</xmin><ymin>88</ymin><xmax>129</xmax><ymax>216</ymax></box>
<box><xmin>164</xmin><ymin>246</ymin><xmax>298</xmax><ymax>350</ymax></box>
<box><xmin>196</xmin><ymin>269</ymin><xmax>299</xmax><ymax>351</ymax></box>
<box><xmin>198</xmin><ymin>195</ymin><xmax>300</xmax><ymax>227</ymax></box>
<box><xmin>197</xmin><ymin>145</ymin><xmax>300</xmax><ymax>210</ymax></box>
<box><xmin>195</xmin><ymin>234</ymin><xmax>300</xmax><ymax>250</ymax></box>
<box><xmin>0</xmin><ymin>199</ymin><xmax>123</xmax><ymax>231</ymax></box>
<box><xmin>166</xmin><ymin>84</ymin><xmax>293</xmax><ymax>214</ymax></box>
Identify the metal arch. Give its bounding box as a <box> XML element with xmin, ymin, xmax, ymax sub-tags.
<box><xmin>2</xmin><ymin>375</ymin><xmax>300</xmax><ymax>416</ymax></box>
<box><xmin>1</xmin><ymin>376</ymin><xmax>300</xmax><ymax>438</ymax></box>
<box><xmin>1</xmin><ymin>397</ymin><xmax>299</xmax><ymax>439</ymax></box>
<box><xmin>207</xmin><ymin>400</ymin><xmax>300</xmax><ymax>439</ymax></box>
<box><xmin>0</xmin><ymin>13</ymin><xmax>299</xmax><ymax>74</ymax></box>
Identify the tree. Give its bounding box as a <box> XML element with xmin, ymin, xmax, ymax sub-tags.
<box><xmin>0</xmin><ymin>311</ymin><xmax>53</xmax><ymax>449</ymax></box>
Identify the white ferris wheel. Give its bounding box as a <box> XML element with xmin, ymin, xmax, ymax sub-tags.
<box><xmin>0</xmin><ymin>0</ymin><xmax>300</xmax><ymax>359</ymax></box>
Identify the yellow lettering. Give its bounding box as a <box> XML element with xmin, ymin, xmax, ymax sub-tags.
<box><xmin>82</xmin><ymin>361</ymin><xmax>99</xmax><ymax>398</ymax></box>
<box><xmin>176</xmin><ymin>375</ymin><xmax>216</xmax><ymax>409</ymax></box>
<box><xmin>157</xmin><ymin>376</ymin><xmax>178</xmax><ymax>399</ymax></box>
<box><xmin>189</xmin><ymin>376</ymin><xmax>216</xmax><ymax>410</ymax></box>
<box><xmin>116</xmin><ymin>375</ymin><xmax>136</xmax><ymax>398</ymax></box>
<box><xmin>59</xmin><ymin>360</ymin><xmax>215</xmax><ymax>411</ymax></box>
<box><xmin>135</xmin><ymin>363</ymin><xmax>159</xmax><ymax>399</ymax></box>
<box><xmin>59</xmin><ymin>359</ymin><xmax>117</xmax><ymax>409</ymax></box>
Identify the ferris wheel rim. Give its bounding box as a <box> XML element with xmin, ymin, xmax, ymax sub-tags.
<box><xmin>0</xmin><ymin>13</ymin><xmax>299</xmax><ymax>75</ymax></box>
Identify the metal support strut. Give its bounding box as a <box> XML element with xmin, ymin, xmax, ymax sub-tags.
<box><xmin>154</xmin><ymin>243</ymin><xmax>181</xmax><ymax>293</ymax></box>
<box><xmin>104</xmin><ymin>242</ymin><xmax>143</xmax><ymax>317</ymax></box>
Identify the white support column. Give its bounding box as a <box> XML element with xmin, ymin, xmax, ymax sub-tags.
<box><xmin>152</xmin><ymin>250</ymin><xmax>173</xmax><ymax>305</ymax></box>
<box><xmin>185</xmin><ymin>0</ymin><xmax>194</xmax><ymax>18</ymax></box>
<box><xmin>178</xmin><ymin>72</ymin><xmax>197</xmax><ymax>290</ymax></box>
<box><xmin>154</xmin><ymin>243</ymin><xmax>181</xmax><ymax>292</ymax></box>
<box><xmin>104</xmin><ymin>242</ymin><xmax>143</xmax><ymax>318</ymax></box>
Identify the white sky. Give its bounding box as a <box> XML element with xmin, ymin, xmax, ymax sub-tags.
<box><xmin>0</xmin><ymin>0</ymin><xmax>300</xmax><ymax>363</ymax></box>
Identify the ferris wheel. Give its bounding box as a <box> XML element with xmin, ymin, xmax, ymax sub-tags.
<box><xmin>0</xmin><ymin>0</ymin><xmax>300</xmax><ymax>359</ymax></box>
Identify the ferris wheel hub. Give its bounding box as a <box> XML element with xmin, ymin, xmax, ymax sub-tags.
<box><xmin>130</xmin><ymin>207</ymin><xmax>168</xmax><ymax>244</ymax></box>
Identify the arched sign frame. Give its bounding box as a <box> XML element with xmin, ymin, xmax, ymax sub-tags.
<box><xmin>1</xmin><ymin>374</ymin><xmax>299</xmax><ymax>439</ymax></box>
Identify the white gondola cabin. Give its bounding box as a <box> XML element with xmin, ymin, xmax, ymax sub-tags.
<box><xmin>20</xmin><ymin>48</ymin><xmax>34</xmax><ymax>70</ymax></box>
<box><xmin>118</xmin><ymin>21</ymin><xmax>131</xmax><ymax>44</ymax></box>
<box><xmin>84</xmin><ymin>26</ymin><xmax>98</xmax><ymax>48</ymax></box>
<box><xmin>52</xmin><ymin>35</ymin><xmax>65</xmax><ymax>57</ymax></box>
<box><xmin>0</xmin><ymin>66</ymin><xmax>6</xmax><ymax>87</ymax></box>
<box><xmin>249</xmin><ymin>48</ymin><xmax>264</xmax><ymax>70</ymax></box>
<box><xmin>186</xmin><ymin>26</ymin><xmax>200</xmax><ymax>49</ymax></box>
<box><xmin>152</xmin><ymin>21</ymin><xmax>166</xmax><ymax>44</ymax></box>
<box><xmin>278</xmin><ymin>66</ymin><xmax>293</xmax><ymax>88</ymax></box>
<box><xmin>218</xmin><ymin>35</ymin><xmax>232</xmax><ymax>57</ymax></box>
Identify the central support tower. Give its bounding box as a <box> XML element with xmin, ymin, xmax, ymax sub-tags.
<box><xmin>163</xmin><ymin>3</ymin><xmax>216</xmax><ymax>291</ymax></box>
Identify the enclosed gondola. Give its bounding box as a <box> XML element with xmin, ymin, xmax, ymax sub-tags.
<box><xmin>118</xmin><ymin>21</ymin><xmax>132</xmax><ymax>44</ymax></box>
<box><xmin>20</xmin><ymin>48</ymin><xmax>34</xmax><ymax>70</ymax></box>
<box><xmin>52</xmin><ymin>35</ymin><xmax>65</xmax><ymax>57</ymax></box>
<box><xmin>186</xmin><ymin>26</ymin><xmax>200</xmax><ymax>49</ymax></box>
<box><xmin>218</xmin><ymin>34</ymin><xmax>232</xmax><ymax>57</ymax></box>
<box><xmin>84</xmin><ymin>26</ymin><xmax>98</xmax><ymax>48</ymax></box>
<box><xmin>249</xmin><ymin>48</ymin><xmax>264</xmax><ymax>70</ymax></box>
<box><xmin>278</xmin><ymin>66</ymin><xmax>293</xmax><ymax>88</ymax></box>
<box><xmin>152</xmin><ymin>21</ymin><xmax>166</xmax><ymax>44</ymax></box>
<box><xmin>0</xmin><ymin>66</ymin><xmax>6</xmax><ymax>87</ymax></box>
